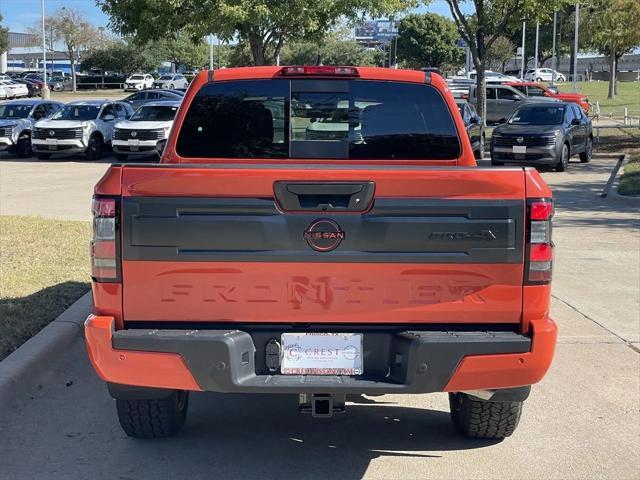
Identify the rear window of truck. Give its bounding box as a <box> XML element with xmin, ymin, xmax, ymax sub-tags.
<box><xmin>176</xmin><ymin>79</ymin><xmax>461</xmax><ymax>160</ymax></box>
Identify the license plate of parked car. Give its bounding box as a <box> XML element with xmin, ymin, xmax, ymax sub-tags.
<box><xmin>512</xmin><ymin>145</ymin><xmax>527</xmax><ymax>154</ymax></box>
<box><xmin>280</xmin><ymin>333</ymin><xmax>363</xmax><ymax>375</ymax></box>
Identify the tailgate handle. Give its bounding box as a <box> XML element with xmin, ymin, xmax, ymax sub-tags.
<box><xmin>274</xmin><ymin>181</ymin><xmax>375</xmax><ymax>212</ymax></box>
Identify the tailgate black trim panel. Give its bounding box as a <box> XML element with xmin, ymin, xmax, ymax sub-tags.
<box><xmin>122</xmin><ymin>197</ymin><xmax>524</xmax><ymax>264</ymax></box>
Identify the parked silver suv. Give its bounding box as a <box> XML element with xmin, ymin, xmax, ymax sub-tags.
<box><xmin>0</xmin><ymin>99</ymin><xmax>63</xmax><ymax>157</ymax></box>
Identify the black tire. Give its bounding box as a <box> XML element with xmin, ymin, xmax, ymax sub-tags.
<box><xmin>116</xmin><ymin>390</ymin><xmax>189</xmax><ymax>439</ymax></box>
<box><xmin>474</xmin><ymin>135</ymin><xmax>485</xmax><ymax>160</ymax></box>
<box><xmin>115</xmin><ymin>153</ymin><xmax>128</xmax><ymax>162</ymax></box>
<box><xmin>580</xmin><ymin>137</ymin><xmax>593</xmax><ymax>163</ymax></box>
<box><xmin>35</xmin><ymin>152</ymin><xmax>51</xmax><ymax>160</ymax></box>
<box><xmin>86</xmin><ymin>133</ymin><xmax>103</xmax><ymax>161</ymax></box>
<box><xmin>555</xmin><ymin>143</ymin><xmax>569</xmax><ymax>172</ymax></box>
<box><xmin>169</xmin><ymin>83</ymin><xmax>174</xmax><ymax>89</ymax></box>
<box><xmin>449</xmin><ymin>392</ymin><xmax>523</xmax><ymax>439</ymax></box>
<box><xmin>16</xmin><ymin>135</ymin><xmax>33</xmax><ymax>158</ymax></box>
<box><xmin>536</xmin><ymin>77</ymin><xmax>543</xmax><ymax>82</ymax></box>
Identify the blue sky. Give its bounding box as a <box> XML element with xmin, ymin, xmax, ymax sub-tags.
<box><xmin>0</xmin><ymin>0</ymin><xmax>110</xmax><ymax>32</ymax></box>
<box><xmin>0</xmin><ymin>0</ymin><xmax>454</xmax><ymax>33</ymax></box>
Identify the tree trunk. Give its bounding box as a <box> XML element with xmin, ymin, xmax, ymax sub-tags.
<box><xmin>607</xmin><ymin>49</ymin><xmax>616</xmax><ymax>99</ymax></box>
<box><xmin>474</xmin><ymin>32</ymin><xmax>487</xmax><ymax>127</ymax></box>
<box><xmin>246</xmin><ymin>31</ymin><xmax>266</xmax><ymax>66</ymax></box>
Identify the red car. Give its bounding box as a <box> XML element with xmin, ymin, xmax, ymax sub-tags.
<box><xmin>504</xmin><ymin>81</ymin><xmax>590</xmax><ymax>113</ymax></box>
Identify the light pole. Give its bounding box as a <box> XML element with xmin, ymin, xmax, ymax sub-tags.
<box><xmin>551</xmin><ymin>11</ymin><xmax>557</xmax><ymax>85</ymax></box>
<box><xmin>209</xmin><ymin>34</ymin><xmax>214</xmax><ymax>70</ymax></box>
<box><xmin>520</xmin><ymin>20</ymin><xmax>526</xmax><ymax>79</ymax></box>
<box><xmin>573</xmin><ymin>2</ymin><xmax>579</xmax><ymax>93</ymax></box>
<box><xmin>41</xmin><ymin>0</ymin><xmax>50</xmax><ymax>99</ymax></box>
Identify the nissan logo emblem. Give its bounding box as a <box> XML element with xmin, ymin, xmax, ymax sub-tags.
<box><xmin>49</xmin><ymin>130</ymin><xmax>55</xmax><ymax>137</ymax></box>
<box><xmin>517</xmin><ymin>137</ymin><xmax>524</xmax><ymax>143</ymax></box>
<box><xmin>303</xmin><ymin>219</ymin><xmax>345</xmax><ymax>252</ymax></box>
<box><xmin>130</xmin><ymin>131</ymin><xmax>137</xmax><ymax>137</ymax></box>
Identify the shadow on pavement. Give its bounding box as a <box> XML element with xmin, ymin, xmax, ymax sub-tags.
<box><xmin>113</xmin><ymin>392</ymin><xmax>500</xmax><ymax>479</ymax></box>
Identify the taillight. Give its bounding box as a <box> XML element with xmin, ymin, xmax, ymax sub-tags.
<box><xmin>91</xmin><ymin>196</ymin><xmax>119</xmax><ymax>281</ymax></box>
<box><xmin>279</xmin><ymin>66</ymin><xmax>359</xmax><ymax>77</ymax></box>
<box><xmin>526</xmin><ymin>198</ymin><xmax>553</xmax><ymax>284</ymax></box>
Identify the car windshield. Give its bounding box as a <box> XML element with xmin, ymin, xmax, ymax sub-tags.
<box><xmin>130</xmin><ymin>75</ymin><xmax>144</xmax><ymax>80</ymax></box>
<box><xmin>52</xmin><ymin>105</ymin><xmax>100</xmax><ymax>120</ymax></box>
<box><xmin>509</xmin><ymin>105</ymin><xmax>565</xmax><ymax>125</ymax></box>
<box><xmin>0</xmin><ymin>104</ymin><xmax>32</xmax><ymax>119</ymax></box>
<box><xmin>159</xmin><ymin>75</ymin><xmax>173</xmax><ymax>80</ymax></box>
<box><xmin>177</xmin><ymin>79</ymin><xmax>461</xmax><ymax>160</ymax></box>
<box><xmin>131</xmin><ymin>105</ymin><xmax>178</xmax><ymax>121</ymax></box>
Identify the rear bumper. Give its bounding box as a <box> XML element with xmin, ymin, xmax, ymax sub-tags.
<box><xmin>85</xmin><ymin>316</ymin><xmax>557</xmax><ymax>395</ymax></box>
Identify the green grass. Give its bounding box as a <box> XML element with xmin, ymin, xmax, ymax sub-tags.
<box><xmin>0</xmin><ymin>216</ymin><xmax>92</xmax><ymax>360</ymax></box>
<box><xmin>555</xmin><ymin>81</ymin><xmax>640</xmax><ymax>116</ymax></box>
<box><xmin>618</xmin><ymin>154</ymin><xmax>640</xmax><ymax>196</ymax></box>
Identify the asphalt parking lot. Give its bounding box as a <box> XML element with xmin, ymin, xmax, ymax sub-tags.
<box><xmin>0</xmin><ymin>153</ymin><xmax>638</xmax><ymax>479</ymax></box>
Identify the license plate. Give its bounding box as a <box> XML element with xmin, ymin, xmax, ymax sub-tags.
<box><xmin>45</xmin><ymin>138</ymin><xmax>57</xmax><ymax>145</ymax></box>
<box><xmin>130</xmin><ymin>145</ymin><xmax>139</xmax><ymax>151</ymax></box>
<box><xmin>513</xmin><ymin>145</ymin><xmax>527</xmax><ymax>154</ymax></box>
<box><xmin>129</xmin><ymin>139</ymin><xmax>140</xmax><ymax>146</ymax></box>
<box><xmin>281</xmin><ymin>333</ymin><xmax>363</xmax><ymax>375</ymax></box>
<box><xmin>48</xmin><ymin>145</ymin><xmax>57</xmax><ymax>151</ymax></box>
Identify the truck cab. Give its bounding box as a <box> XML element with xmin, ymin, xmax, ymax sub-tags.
<box><xmin>86</xmin><ymin>66</ymin><xmax>557</xmax><ymax>440</ymax></box>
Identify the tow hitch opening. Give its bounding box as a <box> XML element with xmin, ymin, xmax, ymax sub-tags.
<box><xmin>299</xmin><ymin>393</ymin><xmax>346</xmax><ymax>418</ymax></box>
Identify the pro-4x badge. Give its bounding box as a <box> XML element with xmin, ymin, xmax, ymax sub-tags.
<box><xmin>303</xmin><ymin>219</ymin><xmax>345</xmax><ymax>252</ymax></box>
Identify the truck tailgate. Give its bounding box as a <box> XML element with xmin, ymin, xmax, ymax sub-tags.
<box><xmin>119</xmin><ymin>165</ymin><xmax>526</xmax><ymax>325</ymax></box>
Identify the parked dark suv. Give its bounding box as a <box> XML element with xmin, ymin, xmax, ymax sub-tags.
<box><xmin>456</xmin><ymin>100</ymin><xmax>484</xmax><ymax>159</ymax></box>
<box><xmin>490</xmin><ymin>102</ymin><xmax>593</xmax><ymax>171</ymax></box>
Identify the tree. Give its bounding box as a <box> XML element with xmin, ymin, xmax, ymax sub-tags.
<box><xmin>396</xmin><ymin>13</ymin><xmax>463</xmax><ymax>70</ymax></box>
<box><xmin>154</xmin><ymin>33</ymin><xmax>209</xmax><ymax>71</ymax></box>
<box><xmin>281</xmin><ymin>30</ymin><xmax>386</xmax><ymax>67</ymax></box>
<box><xmin>582</xmin><ymin>0</ymin><xmax>640</xmax><ymax>99</ymax></box>
<box><xmin>46</xmin><ymin>8</ymin><xmax>100</xmax><ymax>91</ymax></box>
<box><xmin>98</xmin><ymin>0</ymin><xmax>416</xmax><ymax>66</ymax></box>
<box><xmin>0</xmin><ymin>14</ymin><xmax>9</xmax><ymax>54</ymax></box>
<box><xmin>486</xmin><ymin>35</ymin><xmax>515</xmax><ymax>71</ymax></box>
<box><xmin>444</xmin><ymin>0</ymin><xmax>571</xmax><ymax>123</ymax></box>
<box><xmin>82</xmin><ymin>40</ymin><xmax>163</xmax><ymax>75</ymax></box>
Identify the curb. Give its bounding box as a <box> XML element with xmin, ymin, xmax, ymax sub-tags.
<box><xmin>0</xmin><ymin>291</ymin><xmax>92</xmax><ymax>408</ymax></box>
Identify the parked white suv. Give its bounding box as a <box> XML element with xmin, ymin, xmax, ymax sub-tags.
<box><xmin>32</xmin><ymin>100</ymin><xmax>134</xmax><ymax>160</ymax></box>
<box><xmin>124</xmin><ymin>74</ymin><xmax>154</xmax><ymax>91</ymax></box>
<box><xmin>0</xmin><ymin>99</ymin><xmax>63</xmax><ymax>157</ymax></box>
<box><xmin>524</xmin><ymin>68</ymin><xmax>566</xmax><ymax>82</ymax></box>
<box><xmin>112</xmin><ymin>100</ymin><xmax>180</xmax><ymax>161</ymax></box>
<box><xmin>0</xmin><ymin>80</ymin><xmax>29</xmax><ymax>98</ymax></box>
<box><xmin>152</xmin><ymin>74</ymin><xmax>188</xmax><ymax>90</ymax></box>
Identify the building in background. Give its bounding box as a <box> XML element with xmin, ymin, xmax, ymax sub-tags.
<box><xmin>3</xmin><ymin>31</ymin><xmax>70</xmax><ymax>74</ymax></box>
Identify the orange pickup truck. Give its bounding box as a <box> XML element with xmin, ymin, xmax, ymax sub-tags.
<box><xmin>85</xmin><ymin>66</ymin><xmax>557</xmax><ymax>440</ymax></box>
